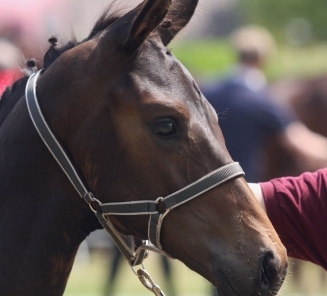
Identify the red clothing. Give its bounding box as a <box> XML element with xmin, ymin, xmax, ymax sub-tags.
<box><xmin>0</xmin><ymin>69</ymin><xmax>22</xmax><ymax>96</ymax></box>
<box><xmin>260</xmin><ymin>168</ymin><xmax>327</xmax><ymax>270</ymax></box>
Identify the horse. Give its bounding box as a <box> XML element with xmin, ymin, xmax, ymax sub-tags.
<box><xmin>271</xmin><ymin>74</ymin><xmax>327</xmax><ymax>138</ymax></box>
<box><xmin>0</xmin><ymin>0</ymin><xmax>288</xmax><ymax>295</ymax></box>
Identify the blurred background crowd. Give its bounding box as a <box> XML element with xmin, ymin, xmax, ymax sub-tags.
<box><xmin>1</xmin><ymin>0</ymin><xmax>327</xmax><ymax>295</ymax></box>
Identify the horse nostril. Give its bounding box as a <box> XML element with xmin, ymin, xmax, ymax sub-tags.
<box><xmin>261</xmin><ymin>251</ymin><xmax>279</xmax><ymax>292</ymax></box>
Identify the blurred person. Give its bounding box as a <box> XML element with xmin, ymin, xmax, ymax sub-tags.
<box><xmin>202</xmin><ymin>25</ymin><xmax>327</xmax><ymax>183</ymax></box>
<box><xmin>0</xmin><ymin>0</ymin><xmax>67</xmax><ymax>59</ymax></box>
<box><xmin>0</xmin><ymin>38</ymin><xmax>23</xmax><ymax>95</ymax></box>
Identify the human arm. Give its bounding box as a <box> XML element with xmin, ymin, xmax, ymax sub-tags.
<box><xmin>249</xmin><ymin>169</ymin><xmax>327</xmax><ymax>270</ymax></box>
<box><xmin>263</xmin><ymin>121</ymin><xmax>327</xmax><ymax>181</ymax></box>
<box><xmin>280</xmin><ymin>121</ymin><xmax>327</xmax><ymax>171</ymax></box>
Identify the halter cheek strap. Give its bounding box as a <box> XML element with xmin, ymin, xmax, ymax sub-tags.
<box><xmin>25</xmin><ymin>70</ymin><xmax>245</xmax><ymax>293</ymax></box>
<box><xmin>25</xmin><ymin>70</ymin><xmax>143</xmax><ymax>265</ymax></box>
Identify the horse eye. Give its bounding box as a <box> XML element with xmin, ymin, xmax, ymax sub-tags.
<box><xmin>154</xmin><ymin>119</ymin><xmax>176</xmax><ymax>136</ymax></box>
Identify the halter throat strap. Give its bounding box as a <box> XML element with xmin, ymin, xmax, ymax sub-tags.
<box><xmin>25</xmin><ymin>70</ymin><xmax>245</xmax><ymax>266</ymax></box>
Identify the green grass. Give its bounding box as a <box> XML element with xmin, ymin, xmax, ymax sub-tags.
<box><xmin>65</xmin><ymin>252</ymin><xmax>209</xmax><ymax>295</ymax></box>
<box><xmin>172</xmin><ymin>39</ymin><xmax>327</xmax><ymax>83</ymax></box>
<box><xmin>65</xmin><ymin>250</ymin><xmax>212</xmax><ymax>296</ymax></box>
<box><xmin>65</xmin><ymin>250</ymin><xmax>327</xmax><ymax>296</ymax></box>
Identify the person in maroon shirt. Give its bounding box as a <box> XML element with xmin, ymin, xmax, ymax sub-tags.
<box><xmin>249</xmin><ymin>169</ymin><xmax>327</xmax><ymax>271</ymax></box>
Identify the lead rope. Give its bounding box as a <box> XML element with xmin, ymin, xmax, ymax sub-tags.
<box><xmin>25</xmin><ymin>70</ymin><xmax>244</xmax><ymax>296</ymax></box>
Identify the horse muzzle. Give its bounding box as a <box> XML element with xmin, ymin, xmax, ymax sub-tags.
<box><xmin>213</xmin><ymin>250</ymin><xmax>288</xmax><ymax>296</ymax></box>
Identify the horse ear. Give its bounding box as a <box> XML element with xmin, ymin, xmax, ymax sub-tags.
<box><xmin>158</xmin><ymin>0</ymin><xmax>199</xmax><ymax>45</ymax></box>
<box><xmin>123</xmin><ymin>0</ymin><xmax>172</xmax><ymax>48</ymax></box>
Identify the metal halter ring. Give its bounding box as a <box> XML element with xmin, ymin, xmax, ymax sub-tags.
<box><xmin>156</xmin><ymin>197</ymin><xmax>167</xmax><ymax>214</ymax></box>
<box><xmin>83</xmin><ymin>192</ymin><xmax>102</xmax><ymax>213</ymax></box>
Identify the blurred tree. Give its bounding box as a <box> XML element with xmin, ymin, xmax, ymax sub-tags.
<box><xmin>239</xmin><ymin>0</ymin><xmax>327</xmax><ymax>42</ymax></box>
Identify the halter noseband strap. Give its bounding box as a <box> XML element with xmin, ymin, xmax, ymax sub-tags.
<box><xmin>25</xmin><ymin>70</ymin><xmax>245</xmax><ymax>267</ymax></box>
<box><xmin>98</xmin><ymin>162</ymin><xmax>244</xmax><ymax>249</ymax></box>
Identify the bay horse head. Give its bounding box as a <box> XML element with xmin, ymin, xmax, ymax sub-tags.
<box><xmin>0</xmin><ymin>0</ymin><xmax>287</xmax><ymax>295</ymax></box>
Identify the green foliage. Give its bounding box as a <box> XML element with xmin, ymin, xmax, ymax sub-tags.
<box><xmin>239</xmin><ymin>0</ymin><xmax>327</xmax><ymax>41</ymax></box>
<box><xmin>172</xmin><ymin>40</ymin><xmax>236</xmax><ymax>81</ymax></box>
<box><xmin>173</xmin><ymin>39</ymin><xmax>327</xmax><ymax>83</ymax></box>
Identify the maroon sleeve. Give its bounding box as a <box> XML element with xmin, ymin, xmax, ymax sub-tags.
<box><xmin>260</xmin><ymin>168</ymin><xmax>327</xmax><ymax>270</ymax></box>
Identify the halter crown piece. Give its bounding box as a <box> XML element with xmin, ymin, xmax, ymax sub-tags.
<box><xmin>25</xmin><ymin>70</ymin><xmax>245</xmax><ymax>296</ymax></box>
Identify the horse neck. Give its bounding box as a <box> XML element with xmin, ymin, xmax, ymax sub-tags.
<box><xmin>0</xmin><ymin>97</ymin><xmax>97</xmax><ymax>295</ymax></box>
